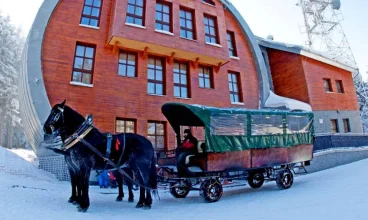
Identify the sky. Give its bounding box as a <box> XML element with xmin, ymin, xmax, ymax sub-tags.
<box><xmin>0</xmin><ymin>0</ymin><xmax>367</xmax><ymax>79</ymax></box>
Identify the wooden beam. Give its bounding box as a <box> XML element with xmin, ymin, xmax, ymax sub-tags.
<box><xmin>213</xmin><ymin>62</ymin><xmax>223</xmax><ymax>73</ymax></box>
<box><xmin>166</xmin><ymin>52</ymin><xmax>175</xmax><ymax>65</ymax></box>
<box><xmin>139</xmin><ymin>47</ymin><xmax>149</xmax><ymax>60</ymax></box>
<box><xmin>112</xmin><ymin>41</ymin><xmax>119</xmax><ymax>54</ymax></box>
<box><xmin>191</xmin><ymin>57</ymin><xmax>200</xmax><ymax>69</ymax></box>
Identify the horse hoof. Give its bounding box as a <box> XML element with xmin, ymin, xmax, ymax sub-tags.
<box><xmin>68</xmin><ymin>198</ymin><xmax>74</xmax><ymax>203</ymax></box>
<box><xmin>78</xmin><ymin>207</ymin><xmax>88</xmax><ymax>213</ymax></box>
<box><xmin>116</xmin><ymin>197</ymin><xmax>123</xmax><ymax>202</ymax></box>
<box><xmin>72</xmin><ymin>201</ymin><xmax>79</xmax><ymax>206</ymax></box>
<box><xmin>143</xmin><ymin>205</ymin><xmax>151</xmax><ymax>210</ymax></box>
<box><xmin>136</xmin><ymin>203</ymin><xmax>144</xmax><ymax>208</ymax></box>
<box><xmin>128</xmin><ymin>198</ymin><xmax>134</xmax><ymax>203</ymax></box>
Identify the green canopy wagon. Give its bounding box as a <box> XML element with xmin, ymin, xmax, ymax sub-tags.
<box><xmin>157</xmin><ymin>103</ymin><xmax>314</xmax><ymax>202</ymax></box>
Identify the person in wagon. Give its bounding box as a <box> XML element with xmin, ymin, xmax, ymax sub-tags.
<box><xmin>176</xmin><ymin>129</ymin><xmax>198</xmax><ymax>177</ymax></box>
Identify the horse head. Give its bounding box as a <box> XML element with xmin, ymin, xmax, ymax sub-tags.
<box><xmin>43</xmin><ymin>99</ymin><xmax>85</xmax><ymax>143</ymax></box>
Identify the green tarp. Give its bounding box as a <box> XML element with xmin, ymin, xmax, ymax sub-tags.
<box><xmin>162</xmin><ymin>103</ymin><xmax>314</xmax><ymax>153</ymax></box>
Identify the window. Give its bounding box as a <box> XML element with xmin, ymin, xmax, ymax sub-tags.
<box><xmin>118</xmin><ymin>51</ymin><xmax>137</xmax><ymax>77</ymax></box>
<box><xmin>202</xmin><ymin>0</ymin><xmax>215</xmax><ymax>6</ymax></box>
<box><xmin>336</xmin><ymin>80</ymin><xmax>344</xmax><ymax>93</ymax></box>
<box><xmin>251</xmin><ymin>115</ymin><xmax>284</xmax><ymax>135</ymax></box>
<box><xmin>126</xmin><ymin>0</ymin><xmax>145</xmax><ymax>26</ymax></box>
<box><xmin>204</xmin><ymin>15</ymin><xmax>218</xmax><ymax>44</ymax></box>
<box><xmin>155</xmin><ymin>1</ymin><xmax>171</xmax><ymax>32</ymax></box>
<box><xmin>147</xmin><ymin>121</ymin><xmax>166</xmax><ymax>150</ymax></box>
<box><xmin>148</xmin><ymin>56</ymin><xmax>165</xmax><ymax>95</ymax></box>
<box><xmin>330</xmin><ymin>119</ymin><xmax>339</xmax><ymax>133</ymax></box>
<box><xmin>174</xmin><ymin>62</ymin><xmax>189</xmax><ymax>98</ymax></box>
<box><xmin>227</xmin><ymin>31</ymin><xmax>237</xmax><ymax>57</ymax></box>
<box><xmin>80</xmin><ymin>0</ymin><xmax>102</xmax><ymax>27</ymax></box>
<box><xmin>286</xmin><ymin>116</ymin><xmax>311</xmax><ymax>134</ymax></box>
<box><xmin>116</xmin><ymin>118</ymin><xmax>136</xmax><ymax>133</ymax></box>
<box><xmin>323</xmin><ymin>78</ymin><xmax>333</xmax><ymax>92</ymax></box>
<box><xmin>210</xmin><ymin>114</ymin><xmax>247</xmax><ymax>136</ymax></box>
<box><xmin>199</xmin><ymin>66</ymin><xmax>213</xmax><ymax>89</ymax></box>
<box><xmin>343</xmin><ymin>119</ymin><xmax>351</xmax><ymax>133</ymax></box>
<box><xmin>180</xmin><ymin>8</ymin><xmax>195</xmax><ymax>40</ymax></box>
<box><xmin>228</xmin><ymin>72</ymin><xmax>241</xmax><ymax>103</ymax></box>
<box><xmin>72</xmin><ymin>43</ymin><xmax>96</xmax><ymax>84</ymax></box>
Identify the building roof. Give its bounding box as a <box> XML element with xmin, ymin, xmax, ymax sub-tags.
<box><xmin>257</xmin><ymin>37</ymin><xmax>358</xmax><ymax>73</ymax></box>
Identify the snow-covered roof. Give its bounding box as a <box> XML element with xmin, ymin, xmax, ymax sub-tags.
<box><xmin>257</xmin><ymin>36</ymin><xmax>358</xmax><ymax>73</ymax></box>
<box><xmin>265</xmin><ymin>91</ymin><xmax>312</xmax><ymax>112</ymax></box>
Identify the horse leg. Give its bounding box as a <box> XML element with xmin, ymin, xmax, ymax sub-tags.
<box><xmin>136</xmin><ymin>187</ymin><xmax>145</xmax><ymax>208</ymax></box>
<box><xmin>77</xmin><ymin>168</ymin><xmax>91</xmax><ymax>212</ymax></box>
<box><xmin>135</xmin><ymin>161</ymin><xmax>152</xmax><ymax>209</ymax></box>
<box><xmin>68</xmin><ymin>168</ymin><xmax>78</xmax><ymax>205</ymax></box>
<box><xmin>115</xmin><ymin>170</ymin><xmax>124</xmax><ymax>201</ymax></box>
<box><xmin>123</xmin><ymin>168</ymin><xmax>134</xmax><ymax>202</ymax></box>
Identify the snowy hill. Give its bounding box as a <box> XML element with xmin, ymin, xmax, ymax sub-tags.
<box><xmin>0</xmin><ymin>146</ymin><xmax>56</xmax><ymax>182</ymax></box>
<box><xmin>0</xmin><ymin>146</ymin><xmax>367</xmax><ymax>220</ymax></box>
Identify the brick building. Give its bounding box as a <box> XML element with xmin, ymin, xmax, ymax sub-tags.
<box><xmin>20</xmin><ymin>0</ymin><xmax>361</xmax><ymax>168</ymax></box>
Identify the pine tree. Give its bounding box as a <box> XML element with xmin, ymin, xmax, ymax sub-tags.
<box><xmin>0</xmin><ymin>13</ymin><xmax>26</xmax><ymax>148</ymax></box>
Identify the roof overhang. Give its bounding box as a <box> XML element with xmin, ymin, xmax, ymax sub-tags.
<box><xmin>257</xmin><ymin>37</ymin><xmax>358</xmax><ymax>73</ymax></box>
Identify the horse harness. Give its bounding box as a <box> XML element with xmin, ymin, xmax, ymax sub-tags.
<box><xmin>58</xmin><ymin>115</ymin><xmax>155</xmax><ymax>191</ymax></box>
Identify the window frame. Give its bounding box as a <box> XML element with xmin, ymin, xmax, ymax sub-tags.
<box><xmin>228</xmin><ymin>71</ymin><xmax>242</xmax><ymax>103</ymax></box>
<box><xmin>71</xmin><ymin>43</ymin><xmax>96</xmax><ymax>85</ymax></box>
<box><xmin>155</xmin><ymin>1</ymin><xmax>172</xmax><ymax>32</ymax></box>
<box><xmin>115</xmin><ymin>118</ymin><xmax>137</xmax><ymax>133</ymax></box>
<box><xmin>147</xmin><ymin>56</ymin><xmax>166</xmax><ymax>95</ymax></box>
<box><xmin>118</xmin><ymin>50</ymin><xmax>138</xmax><ymax>77</ymax></box>
<box><xmin>147</xmin><ymin>121</ymin><xmax>166</xmax><ymax>150</ymax></box>
<box><xmin>323</xmin><ymin>78</ymin><xmax>333</xmax><ymax>92</ymax></box>
<box><xmin>330</xmin><ymin>119</ymin><xmax>339</xmax><ymax>133</ymax></box>
<box><xmin>80</xmin><ymin>0</ymin><xmax>103</xmax><ymax>27</ymax></box>
<box><xmin>173</xmin><ymin>61</ymin><xmax>190</xmax><ymax>98</ymax></box>
<box><xmin>126</xmin><ymin>0</ymin><xmax>146</xmax><ymax>26</ymax></box>
<box><xmin>179</xmin><ymin>7</ymin><xmax>195</xmax><ymax>40</ymax></box>
<box><xmin>227</xmin><ymin>31</ymin><xmax>238</xmax><ymax>57</ymax></box>
<box><xmin>198</xmin><ymin>65</ymin><xmax>213</xmax><ymax>89</ymax></box>
<box><xmin>343</xmin><ymin>118</ymin><xmax>351</xmax><ymax>133</ymax></box>
<box><xmin>204</xmin><ymin>14</ymin><xmax>219</xmax><ymax>44</ymax></box>
<box><xmin>336</xmin><ymin>80</ymin><xmax>344</xmax><ymax>93</ymax></box>
<box><xmin>202</xmin><ymin>0</ymin><xmax>215</xmax><ymax>6</ymax></box>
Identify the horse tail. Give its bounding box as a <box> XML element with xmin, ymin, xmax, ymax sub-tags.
<box><xmin>150</xmin><ymin>154</ymin><xmax>159</xmax><ymax>200</ymax></box>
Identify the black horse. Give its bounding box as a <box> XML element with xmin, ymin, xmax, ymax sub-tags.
<box><xmin>43</xmin><ymin>100</ymin><xmax>157</xmax><ymax>212</ymax></box>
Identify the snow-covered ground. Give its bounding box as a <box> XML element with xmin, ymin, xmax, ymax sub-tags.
<box><xmin>0</xmin><ymin>145</ymin><xmax>367</xmax><ymax>220</ymax></box>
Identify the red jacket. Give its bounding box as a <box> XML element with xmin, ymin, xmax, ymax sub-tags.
<box><xmin>182</xmin><ymin>139</ymin><xmax>195</xmax><ymax>149</ymax></box>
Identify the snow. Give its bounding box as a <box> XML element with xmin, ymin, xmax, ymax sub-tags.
<box><xmin>265</xmin><ymin>90</ymin><xmax>312</xmax><ymax>111</ymax></box>
<box><xmin>0</xmin><ymin>146</ymin><xmax>56</xmax><ymax>182</ymax></box>
<box><xmin>0</xmin><ymin>144</ymin><xmax>367</xmax><ymax>220</ymax></box>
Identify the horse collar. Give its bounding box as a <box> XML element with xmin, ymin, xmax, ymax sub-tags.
<box><xmin>62</xmin><ymin>117</ymin><xmax>93</xmax><ymax>151</ymax></box>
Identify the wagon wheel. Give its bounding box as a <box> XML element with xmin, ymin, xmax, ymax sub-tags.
<box><xmin>170</xmin><ymin>179</ymin><xmax>192</xmax><ymax>198</ymax></box>
<box><xmin>248</xmin><ymin>172</ymin><xmax>265</xmax><ymax>189</ymax></box>
<box><xmin>199</xmin><ymin>179</ymin><xmax>223</xmax><ymax>203</ymax></box>
<box><xmin>276</xmin><ymin>169</ymin><xmax>294</xmax><ymax>189</ymax></box>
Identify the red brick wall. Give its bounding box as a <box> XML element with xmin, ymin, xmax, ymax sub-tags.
<box><xmin>41</xmin><ymin>0</ymin><xmax>260</xmax><ymax>151</ymax></box>
<box><xmin>267</xmin><ymin>49</ymin><xmax>310</xmax><ymax>103</ymax></box>
<box><xmin>267</xmin><ymin>49</ymin><xmax>358</xmax><ymax>111</ymax></box>
<box><xmin>110</xmin><ymin>0</ymin><xmax>229</xmax><ymax>61</ymax></box>
<box><xmin>302</xmin><ymin>57</ymin><xmax>359</xmax><ymax>111</ymax></box>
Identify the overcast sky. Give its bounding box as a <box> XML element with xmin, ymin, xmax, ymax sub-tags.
<box><xmin>0</xmin><ymin>0</ymin><xmax>366</xmax><ymax>79</ymax></box>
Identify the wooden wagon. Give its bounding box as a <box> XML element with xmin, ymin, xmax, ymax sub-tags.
<box><xmin>157</xmin><ymin>103</ymin><xmax>314</xmax><ymax>202</ymax></box>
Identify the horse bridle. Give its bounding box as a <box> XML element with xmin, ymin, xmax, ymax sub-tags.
<box><xmin>49</xmin><ymin>106</ymin><xmax>65</xmax><ymax>133</ymax></box>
